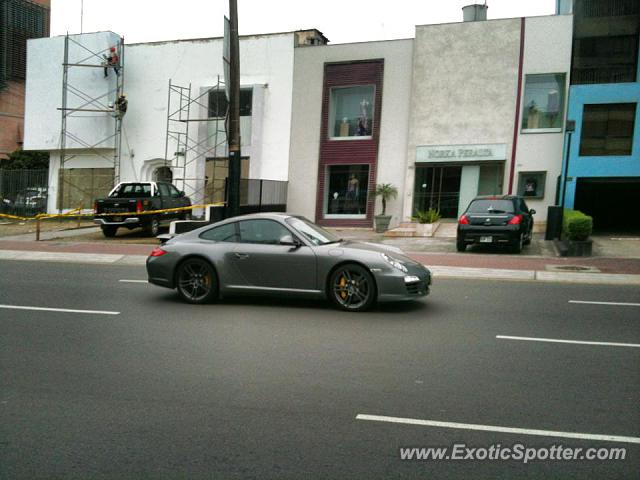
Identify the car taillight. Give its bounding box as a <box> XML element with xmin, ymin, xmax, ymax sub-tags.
<box><xmin>149</xmin><ymin>247</ymin><xmax>167</xmax><ymax>257</ymax></box>
<box><xmin>508</xmin><ymin>214</ymin><xmax>523</xmax><ymax>225</ymax></box>
<box><xmin>459</xmin><ymin>214</ymin><xmax>469</xmax><ymax>225</ymax></box>
<box><xmin>136</xmin><ymin>200</ymin><xmax>143</xmax><ymax>213</ymax></box>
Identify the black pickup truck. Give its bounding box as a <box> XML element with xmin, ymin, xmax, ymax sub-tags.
<box><xmin>94</xmin><ymin>182</ymin><xmax>191</xmax><ymax>237</ymax></box>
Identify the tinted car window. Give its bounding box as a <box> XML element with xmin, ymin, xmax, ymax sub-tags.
<box><xmin>158</xmin><ymin>183</ymin><xmax>170</xmax><ymax>197</ymax></box>
<box><xmin>467</xmin><ymin>199</ymin><xmax>514</xmax><ymax>214</ymax></box>
<box><xmin>169</xmin><ymin>184</ymin><xmax>181</xmax><ymax>198</ymax></box>
<box><xmin>238</xmin><ymin>219</ymin><xmax>291</xmax><ymax>245</ymax></box>
<box><xmin>200</xmin><ymin>222</ymin><xmax>238</xmax><ymax>242</ymax></box>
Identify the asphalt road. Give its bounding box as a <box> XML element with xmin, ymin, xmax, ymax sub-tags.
<box><xmin>1</xmin><ymin>260</ymin><xmax>639</xmax><ymax>479</ymax></box>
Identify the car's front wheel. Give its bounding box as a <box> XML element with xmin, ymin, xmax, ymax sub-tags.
<box><xmin>328</xmin><ymin>264</ymin><xmax>376</xmax><ymax>312</ymax></box>
<box><xmin>176</xmin><ymin>258</ymin><xmax>218</xmax><ymax>304</ymax></box>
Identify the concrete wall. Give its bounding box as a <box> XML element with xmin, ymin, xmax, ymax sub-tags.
<box><xmin>514</xmin><ymin>14</ymin><xmax>573</xmax><ymax>221</ymax></box>
<box><xmin>287</xmin><ymin>39</ymin><xmax>414</xmax><ymax>225</ymax></box>
<box><xmin>405</xmin><ymin>18</ymin><xmax>522</xmax><ymax>220</ymax></box>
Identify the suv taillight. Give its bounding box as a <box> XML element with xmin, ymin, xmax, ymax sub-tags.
<box><xmin>508</xmin><ymin>214</ymin><xmax>523</xmax><ymax>225</ymax></box>
<box><xmin>459</xmin><ymin>214</ymin><xmax>469</xmax><ymax>225</ymax></box>
<box><xmin>136</xmin><ymin>200</ymin><xmax>143</xmax><ymax>213</ymax></box>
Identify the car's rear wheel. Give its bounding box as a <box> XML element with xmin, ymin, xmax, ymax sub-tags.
<box><xmin>101</xmin><ymin>225</ymin><xmax>118</xmax><ymax>237</ymax></box>
<box><xmin>329</xmin><ymin>264</ymin><xmax>376</xmax><ymax>312</ymax></box>
<box><xmin>512</xmin><ymin>233</ymin><xmax>524</xmax><ymax>253</ymax></box>
<box><xmin>523</xmin><ymin>230</ymin><xmax>532</xmax><ymax>245</ymax></box>
<box><xmin>456</xmin><ymin>239</ymin><xmax>466</xmax><ymax>252</ymax></box>
<box><xmin>176</xmin><ymin>258</ymin><xmax>218</xmax><ymax>304</ymax></box>
<box><xmin>145</xmin><ymin>217</ymin><xmax>160</xmax><ymax>237</ymax></box>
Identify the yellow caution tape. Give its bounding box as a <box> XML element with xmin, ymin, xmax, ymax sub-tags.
<box><xmin>0</xmin><ymin>203</ymin><xmax>225</xmax><ymax>223</ymax></box>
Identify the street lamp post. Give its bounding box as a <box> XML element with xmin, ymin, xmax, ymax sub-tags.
<box><xmin>227</xmin><ymin>0</ymin><xmax>241</xmax><ymax>218</ymax></box>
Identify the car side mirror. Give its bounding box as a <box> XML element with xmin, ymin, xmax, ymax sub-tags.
<box><xmin>530</xmin><ymin>209</ymin><xmax>536</xmax><ymax>215</ymax></box>
<box><xmin>279</xmin><ymin>235</ymin><xmax>300</xmax><ymax>248</ymax></box>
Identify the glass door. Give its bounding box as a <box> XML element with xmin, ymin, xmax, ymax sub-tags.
<box><xmin>413</xmin><ymin>166</ymin><xmax>462</xmax><ymax>218</ymax></box>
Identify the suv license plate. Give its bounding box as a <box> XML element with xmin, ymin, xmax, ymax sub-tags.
<box><xmin>113</xmin><ymin>216</ymin><xmax>122</xmax><ymax>222</ymax></box>
<box><xmin>480</xmin><ymin>236</ymin><xmax>493</xmax><ymax>243</ymax></box>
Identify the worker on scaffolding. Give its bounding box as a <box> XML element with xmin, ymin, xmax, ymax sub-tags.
<box><xmin>103</xmin><ymin>46</ymin><xmax>120</xmax><ymax>77</ymax></box>
<box><xmin>115</xmin><ymin>94</ymin><xmax>128</xmax><ymax>119</ymax></box>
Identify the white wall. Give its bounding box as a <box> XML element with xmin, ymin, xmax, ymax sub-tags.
<box><xmin>514</xmin><ymin>15</ymin><xmax>573</xmax><ymax>222</ymax></box>
<box><xmin>405</xmin><ymin>19</ymin><xmax>521</xmax><ymax>220</ymax></box>
<box><xmin>287</xmin><ymin>39</ymin><xmax>414</xmax><ymax>225</ymax></box>
<box><xmin>25</xmin><ymin>32</ymin><xmax>296</xmax><ymax>212</ymax></box>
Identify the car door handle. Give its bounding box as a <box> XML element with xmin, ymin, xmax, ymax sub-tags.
<box><xmin>234</xmin><ymin>253</ymin><xmax>249</xmax><ymax>260</ymax></box>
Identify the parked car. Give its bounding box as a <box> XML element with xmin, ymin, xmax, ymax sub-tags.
<box><xmin>13</xmin><ymin>187</ymin><xmax>48</xmax><ymax>212</ymax></box>
<box><xmin>146</xmin><ymin>213</ymin><xmax>432</xmax><ymax>311</ymax></box>
<box><xmin>94</xmin><ymin>181</ymin><xmax>191</xmax><ymax>237</ymax></box>
<box><xmin>457</xmin><ymin>195</ymin><xmax>535</xmax><ymax>253</ymax></box>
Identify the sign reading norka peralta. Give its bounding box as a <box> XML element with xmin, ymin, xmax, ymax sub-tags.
<box><xmin>416</xmin><ymin>144</ymin><xmax>507</xmax><ymax>163</ymax></box>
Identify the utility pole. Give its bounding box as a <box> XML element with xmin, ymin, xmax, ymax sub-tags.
<box><xmin>227</xmin><ymin>0</ymin><xmax>241</xmax><ymax>217</ymax></box>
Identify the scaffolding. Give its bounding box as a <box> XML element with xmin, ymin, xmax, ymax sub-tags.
<box><xmin>164</xmin><ymin>77</ymin><xmax>228</xmax><ymax>207</ymax></box>
<box><xmin>57</xmin><ymin>33</ymin><xmax>124</xmax><ymax>211</ymax></box>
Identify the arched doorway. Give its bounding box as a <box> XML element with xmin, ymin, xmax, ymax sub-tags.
<box><xmin>153</xmin><ymin>166</ymin><xmax>173</xmax><ymax>183</ymax></box>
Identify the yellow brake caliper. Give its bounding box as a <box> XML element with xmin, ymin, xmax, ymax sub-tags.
<box><xmin>339</xmin><ymin>276</ymin><xmax>347</xmax><ymax>299</ymax></box>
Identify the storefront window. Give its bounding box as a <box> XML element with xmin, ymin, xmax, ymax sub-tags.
<box><xmin>325</xmin><ymin>165</ymin><xmax>369</xmax><ymax>217</ymax></box>
<box><xmin>330</xmin><ymin>86</ymin><xmax>374</xmax><ymax>138</ymax></box>
<box><xmin>517</xmin><ymin>171</ymin><xmax>546</xmax><ymax>198</ymax></box>
<box><xmin>521</xmin><ymin>74</ymin><xmax>566</xmax><ymax>131</ymax></box>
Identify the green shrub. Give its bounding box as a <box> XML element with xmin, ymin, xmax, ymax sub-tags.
<box><xmin>563</xmin><ymin>209</ymin><xmax>593</xmax><ymax>241</ymax></box>
<box><xmin>413</xmin><ymin>208</ymin><xmax>441</xmax><ymax>224</ymax></box>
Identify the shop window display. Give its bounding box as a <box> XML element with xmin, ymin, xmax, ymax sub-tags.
<box><xmin>330</xmin><ymin>86</ymin><xmax>375</xmax><ymax>138</ymax></box>
<box><xmin>325</xmin><ymin>165</ymin><xmax>369</xmax><ymax>216</ymax></box>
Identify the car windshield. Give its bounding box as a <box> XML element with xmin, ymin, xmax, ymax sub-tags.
<box><xmin>467</xmin><ymin>199</ymin><xmax>514</xmax><ymax>214</ymax></box>
<box><xmin>109</xmin><ymin>183</ymin><xmax>152</xmax><ymax>198</ymax></box>
<box><xmin>286</xmin><ymin>217</ymin><xmax>342</xmax><ymax>246</ymax></box>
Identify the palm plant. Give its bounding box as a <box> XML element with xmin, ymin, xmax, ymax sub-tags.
<box><xmin>374</xmin><ymin>183</ymin><xmax>398</xmax><ymax>216</ymax></box>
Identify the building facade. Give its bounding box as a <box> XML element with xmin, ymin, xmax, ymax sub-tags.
<box><xmin>288</xmin><ymin>12</ymin><xmax>573</xmax><ymax>229</ymax></box>
<box><xmin>24</xmin><ymin>29</ymin><xmax>326</xmax><ymax>213</ymax></box>
<box><xmin>558</xmin><ymin>0</ymin><xmax>639</xmax><ymax>232</ymax></box>
<box><xmin>0</xmin><ymin>0</ymin><xmax>50</xmax><ymax>160</ymax></box>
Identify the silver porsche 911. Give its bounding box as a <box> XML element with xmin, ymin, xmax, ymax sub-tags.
<box><xmin>146</xmin><ymin>213</ymin><xmax>431</xmax><ymax>311</ymax></box>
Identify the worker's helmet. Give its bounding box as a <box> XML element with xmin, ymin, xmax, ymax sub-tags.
<box><xmin>110</xmin><ymin>46</ymin><xmax>116</xmax><ymax>52</ymax></box>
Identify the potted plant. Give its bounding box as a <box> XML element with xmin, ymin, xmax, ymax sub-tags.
<box><xmin>412</xmin><ymin>208</ymin><xmax>441</xmax><ymax>237</ymax></box>
<box><xmin>373</xmin><ymin>183</ymin><xmax>398</xmax><ymax>233</ymax></box>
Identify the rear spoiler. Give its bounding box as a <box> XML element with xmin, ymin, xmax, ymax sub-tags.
<box><xmin>156</xmin><ymin>233</ymin><xmax>176</xmax><ymax>244</ymax></box>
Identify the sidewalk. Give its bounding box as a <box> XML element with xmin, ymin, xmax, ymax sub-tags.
<box><xmin>1</xmin><ymin>225</ymin><xmax>640</xmax><ymax>285</ymax></box>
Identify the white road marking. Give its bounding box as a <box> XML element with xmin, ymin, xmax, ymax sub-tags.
<box><xmin>0</xmin><ymin>304</ymin><xmax>120</xmax><ymax>315</ymax></box>
<box><xmin>355</xmin><ymin>414</ymin><xmax>640</xmax><ymax>444</ymax></box>
<box><xmin>569</xmin><ymin>300</ymin><xmax>640</xmax><ymax>307</ymax></box>
<box><xmin>119</xmin><ymin>279</ymin><xmax>148</xmax><ymax>283</ymax></box>
<box><xmin>496</xmin><ymin>335</ymin><xmax>640</xmax><ymax>348</ymax></box>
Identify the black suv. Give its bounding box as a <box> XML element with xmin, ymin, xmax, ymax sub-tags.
<box><xmin>457</xmin><ymin>196</ymin><xmax>535</xmax><ymax>253</ymax></box>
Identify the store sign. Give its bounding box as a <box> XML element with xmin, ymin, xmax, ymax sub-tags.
<box><xmin>416</xmin><ymin>143</ymin><xmax>507</xmax><ymax>163</ymax></box>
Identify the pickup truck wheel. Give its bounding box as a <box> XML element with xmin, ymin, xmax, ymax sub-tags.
<box><xmin>145</xmin><ymin>218</ymin><xmax>160</xmax><ymax>237</ymax></box>
<box><xmin>176</xmin><ymin>258</ymin><xmax>218</xmax><ymax>304</ymax></box>
<box><xmin>101</xmin><ymin>225</ymin><xmax>118</xmax><ymax>237</ymax></box>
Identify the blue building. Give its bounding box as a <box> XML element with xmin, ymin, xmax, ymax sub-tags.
<box><xmin>558</xmin><ymin>0</ymin><xmax>639</xmax><ymax>232</ymax></box>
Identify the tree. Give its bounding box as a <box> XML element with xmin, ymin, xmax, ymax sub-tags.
<box><xmin>2</xmin><ymin>148</ymin><xmax>49</xmax><ymax>170</ymax></box>
<box><xmin>374</xmin><ymin>183</ymin><xmax>398</xmax><ymax>216</ymax></box>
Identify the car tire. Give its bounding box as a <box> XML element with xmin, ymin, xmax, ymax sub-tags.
<box><xmin>145</xmin><ymin>217</ymin><xmax>160</xmax><ymax>237</ymax></box>
<box><xmin>456</xmin><ymin>239</ymin><xmax>466</xmax><ymax>252</ymax></box>
<box><xmin>101</xmin><ymin>225</ymin><xmax>118</xmax><ymax>238</ymax></box>
<box><xmin>176</xmin><ymin>258</ymin><xmax>218</xmax><ymax>304</ymax></box>
<box><xmin>512</xmin><ymin>233</ymin><xmax>524</xmax><ymax>254</ymax></box>
<box><xmin>523</xmin><ymin>230</ymin><xmax>532</xmax><ymax>245</ymax></box>
<box><xmin>328</xmin><ymin>263</ymin><xmax>376</xmax><ymax>312</ymax></box>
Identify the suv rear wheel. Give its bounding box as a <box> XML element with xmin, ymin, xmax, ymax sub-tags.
<box><xmin>101</xmin><ymin>225</ymin><xmax>118</xmax><ymax>237</ymax></box>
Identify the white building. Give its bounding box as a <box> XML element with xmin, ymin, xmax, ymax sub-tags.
<box><xmin>24</xmin><ymin>29</ymin><xmax>326</xmax><ymax>213</ymax></box>
<box><xmin>287</xmin><ymin>11</ymin><xmax>573</xmax><ymax>230</ymax></box>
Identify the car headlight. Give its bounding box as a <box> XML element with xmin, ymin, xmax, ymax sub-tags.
<box><xmin>381</xmin><ymin>253</ymin><xmax>408</xmax><ymax>273</ymax></box>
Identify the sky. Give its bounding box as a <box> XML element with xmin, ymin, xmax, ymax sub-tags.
<box><xmin>51</xmin><ymin>0</ymin><xmax>557</xmax><ymax>45</ymax></box>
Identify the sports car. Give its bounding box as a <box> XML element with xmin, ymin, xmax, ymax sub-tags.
<box><xmin>146</xmin><ymin>213</ymin><xmax>431</xmax><ymax>311</ymax></box>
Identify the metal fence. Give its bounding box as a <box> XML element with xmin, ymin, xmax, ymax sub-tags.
<box><xmin>0</xmin><ymin>168</ymin><xmax>49</xmax><ymax>217</ymax></box>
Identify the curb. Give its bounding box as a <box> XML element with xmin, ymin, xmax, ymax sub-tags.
<box><xmin>1</xmin><ymin>249</ymin><xmax>639</xmax><ymax>286</ymax></box>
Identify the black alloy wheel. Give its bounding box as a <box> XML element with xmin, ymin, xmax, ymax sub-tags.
<box><xmin>176</xmin><ymin>258</ymin><xmax>218</xmax><ymax>304</ymax></box>
<box><xmin>329</xmin><ymin>264</ymin><xmax>376</xmax><ymax>312</ymax></box>
<box><xmin>145</xmin><ymin>217</ymin><xmax>160</xmax><ymax>237</ymax></box>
